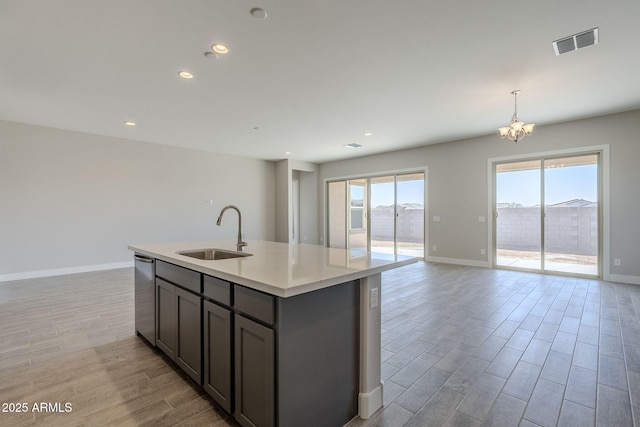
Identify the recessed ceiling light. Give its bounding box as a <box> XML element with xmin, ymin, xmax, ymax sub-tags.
<box><xmin>212</xmin><ymin>44</ymin><xmax>229</xmax><ymax>54</ymax></box>
<box><xmin>250</xmin><ymin>7</ymin><xmax>267</xmax><ymax>19</ymax></box>
<box><xmin>285</xmin><ymin>151</ymin><xmax>292</xmax><ymax>155</ymax></box>
<box><xmin>343</xmin><ymin>143</ymin><xmax>362</xmax><ymax>149</ymax></box>
<box><xmin>124</xmin><ymin>121</ymin><xmax>136</xmax><ymax>126</ymax></box>
<box><xmin>178</xmin><ymin>70</ymin><xmax>194</xmax><ymax>79</ymax></box>
<box><xmin>364</xmin><ymin>132</ymin><xmax>373</xmax><ymax>136</ymax></box>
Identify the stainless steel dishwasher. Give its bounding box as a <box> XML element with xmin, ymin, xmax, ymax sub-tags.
<box><xmin>134</xmin><ymin>254</ymin><xmax>156</xmax><ymax>346</ymax></box>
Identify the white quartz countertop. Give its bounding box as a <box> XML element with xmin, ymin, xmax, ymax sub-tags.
<box><xmin>128</xmin><ymin>239</ymin><xmax>418</xmax><ymax>297</ymax></box>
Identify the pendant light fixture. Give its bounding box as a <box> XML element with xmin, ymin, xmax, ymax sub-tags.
<box><xmin>498</xmin><ymin>90</ymin><xmax>535</xmax><ymax>143</ymax></box>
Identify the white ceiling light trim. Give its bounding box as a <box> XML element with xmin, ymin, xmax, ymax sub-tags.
<box><xmin>250</xmin><ymin>8</ymin><xmax>267</xmax><ymax>19</ymax></box>
<box><xmin>212</xmin><ymin>44</ymin><xmax>229</xmax><ymax>54</ymax></box>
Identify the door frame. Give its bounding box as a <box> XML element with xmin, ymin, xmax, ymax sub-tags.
<box><xmin>488</xmin><ymin>145</ymin><xmax>610</xmax><ymax>279</ymax></box>
<box><xmin>324</xmin><ymin>166</ymin><xmax>428</xmax><ymax>258</ymax></box>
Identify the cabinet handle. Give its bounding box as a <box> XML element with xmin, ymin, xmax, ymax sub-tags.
<box><xmin>135</xmin><ymin>255</ymin><xmax>154</xmax><ymax>263</ymax></box>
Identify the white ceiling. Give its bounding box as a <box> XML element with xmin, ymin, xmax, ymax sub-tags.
<box><xmin>2</xmin><ymin>0</ymin><xmax>640</xmax><ymax>163</ymax></box>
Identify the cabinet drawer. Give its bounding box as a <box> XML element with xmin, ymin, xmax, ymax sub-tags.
<box><xmin>203</xmin><ymin>275</ymin><xmax>231</xmax><ymax>306</ymax></box>
<box><xmin>234</xmin><ymin>285</ymin><xmax>275</xmax><ymax>326</ymax></box>
<box><xmin>156</xmin><ymin>260</ymin><xmax>201</xmax><ymax>293</ymax></box>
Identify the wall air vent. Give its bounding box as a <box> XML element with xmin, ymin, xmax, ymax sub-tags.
<box><xmin>553</xmin><ymin>28</ymin><xmax>599</xmax><ymax>56</ymax></box>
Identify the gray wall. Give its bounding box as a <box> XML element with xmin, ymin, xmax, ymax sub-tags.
<box><xmin>319</xmin><ymin>109</ymin><xmax>640</xmax><ymax>282</ymax></box>
<box><xmin>1</xmin><ymin>120</ymin><xmax>276</xmax><ymax>279</ymax></box>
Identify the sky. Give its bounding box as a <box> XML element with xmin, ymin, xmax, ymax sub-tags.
<box><xmin>369</xmin><ymin>180</ymin><xmax>425</xmax><ymax>207</ymax></box>
<box><xmin>497</xmin><ymin>164</ymin><xmax>598</xmax><ymax>206</ymax></box>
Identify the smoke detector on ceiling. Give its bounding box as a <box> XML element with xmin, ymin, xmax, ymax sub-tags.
<box><xmin>553</xmin><ymin>28</ymin><xmax>599</xmax><ymax>55</ymax></box>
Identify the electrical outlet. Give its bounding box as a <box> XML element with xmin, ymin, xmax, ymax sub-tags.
<box><xmin>614</xmin><ymin>258</ymin><xmax>621</xmax><ymax>266</ymax></box>
<box><xmin>481</xmin><ymin>249</ymin><xmax>486</xmax><ymax>255</ymax></box>
<box><xmin>433</xmin><ymin>216</ymin><xmax>441</xmax><ymax>222</ymax></box>
<box><xmin>432</xmin><ymin>245</ymin><xmax>437</xmax><ymax>252</ymax></box>
<box><xmin>478</xmin><ymin>216</ymin><xmax>485</xmax><ymax>223</ymax></box>
<box><xmin>370</xmin><ymin>288</ymin><xmax>379</xmax><ymax>309</ymax></box>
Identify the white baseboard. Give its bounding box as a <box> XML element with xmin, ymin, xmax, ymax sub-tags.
<box><xmin>425</xmin><ymin>256</ymin><xmax>491</xmax><ymax>268</ymax></box>
<box><xmin>424</xmin><ymin>257</ymin><xmax>640</xmax><ymax>286</ymax></box>
<box><xmin>0</xmin><ymin>261</ymin><xmax>134</xmax><ymax>283</ymax></box>
<box><xmin>605</xmin><ymin>273</ymin><xmax>640</xmax><ymax>286</ymax></box>
<box><xmin>358</xmin><ymin>382</ymin><xmax>383</xmax><ymax>419</ymax></box>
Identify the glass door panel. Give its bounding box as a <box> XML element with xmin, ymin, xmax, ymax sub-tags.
<box><xmin>543</xmin><ymin>155</ymin><xmax>599</xmax><ymax>275</ymax></box>
<box><xmin>327</xmin><ymin>181</ymin><xmax>346</xmax><ymax>248</ymax></box>
<box><xmin>396</xmin><ymin>173</ymin><xmax>425</xmax><ymax>257</ymax></box>
<box><xmin>495</xmin><ymin>160</ymin><xmax>542</xmax><ymax>270</ymax></box>
<box><xmin>327</xmin><ymin>172</ymin><xmax>425</xmax><ymax>258</ymax></box>
<box><xmin>348</xmin><ymin>179</ymin><xmax>368</xmax><ymax>252</ymax></box>
<box><xmin>369</xmin><ymin>176</ymin><xmax>395</xmax><ymax>254</ymax></box>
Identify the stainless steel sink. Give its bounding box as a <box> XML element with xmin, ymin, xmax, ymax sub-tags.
<box><xmin>177</xmin><ymin>248</ymin><xmax>253</xmax><ymax>260</ymax></box>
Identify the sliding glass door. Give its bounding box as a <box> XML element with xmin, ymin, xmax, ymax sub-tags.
<box><xmin>543</xmin><ymin>155</ymin><xmax>599</xmax><ymax>275</ymax></box>
<box><xmin>348</xmin><ymin>179</ymin><xmax>367</xmax><ymax>252</ymax></box>
<box><xmin>370</xmin><ymin>176</ymin><xmax>395</xmax><ymax>254</ymax></box>
<box><xmin>396</xmin><ymin>173</ymin><xmax>425</xmax><ymax>257</ymax></box>
<box><xmin>494</xmin><ymin>154</ymin><xmax>599</xmax><ymax>276</ymax></box>
<box><xmin>327</xmin><ymin>181</ymin><xmax>347</xmax><ymax>248</ymax></box>
<box><xmin>495</xmin><ymin>160</ymin><xmax>542</xmax><ymax>269</ymax></box>
<box><xmin>328</xmin><ymin>172</ymin><xmax>425</xmax><ymax>258</ymax></box>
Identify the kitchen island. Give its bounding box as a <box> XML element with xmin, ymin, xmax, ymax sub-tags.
<box><xmin>129</xmin><ymin>239</ymin><xmax>417</xmax><ymax>427</ymax></box>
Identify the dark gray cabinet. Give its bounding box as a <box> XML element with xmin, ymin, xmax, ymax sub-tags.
<box><xmin>155</xmin><ymin>261</ymin><xmax>202</xmax><ymax>385</ymax></box>
<box><xmin>156</xmin><ymin>277</ymin><xmax>176</xmax><ymax>358</ymax></box>
<box><xmin>175</xmin><ymin>287</ymin><xmax>202</xmax><ymax>383</ymax></box>
<box><xmin>235</xmin><ymin>314</ymin><xmax>275</xmax><ymax>427</ymax></box>
<box><xmin>232</xmin><ymin>285</ymin><xmax>276</xmax><ymax>427</ymax></box>
<box><xmin>146</xmin><ymin>258</ymin><xmax>359</xmax><ymax>427</ymax></box>
<box><xmin>203</xmin><ymin>299</ymin><xmax>232</xmax><ymax>413</ymax></box>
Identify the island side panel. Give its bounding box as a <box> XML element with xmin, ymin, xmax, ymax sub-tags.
<box><xmin>276</xmin><ymin>280</ymin><xmax>359</xmax><ymax>427</ymax></box>
<box><xmin>359</xmin><ymin>273</ymin><xmax>383</xmax><ymax>418</ymax></box>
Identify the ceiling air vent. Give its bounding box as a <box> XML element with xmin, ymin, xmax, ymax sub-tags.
<box><xmin>343</xmin><ymin>143</ymin><xmax>362</xmax><ymax>148</ymax></box>
<box><xmin>553</xmin><ymin>28</ymin><xmax>599</xmax><ymax>56</ymax></box>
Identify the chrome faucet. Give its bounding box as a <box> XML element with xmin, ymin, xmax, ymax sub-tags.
<box><xmin>216</xmin><ymin>205</ymin><xmax>247</xmax><ymax>252</ymax></box>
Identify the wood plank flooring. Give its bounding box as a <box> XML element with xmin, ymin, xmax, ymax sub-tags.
<box><xmin>1</xmin><ymin>262</ymin><xmax>639</xmax><ymax>426</ymax></box>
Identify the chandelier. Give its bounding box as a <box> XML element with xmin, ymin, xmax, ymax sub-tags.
<box><xmin>498</xmin><ymin>90</ymin><xmax>535</xmax><ymax>143</ymax></box>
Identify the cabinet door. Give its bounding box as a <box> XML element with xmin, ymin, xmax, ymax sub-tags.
<box><xmin>176</xmin><ymin>286</ymin><xmax>202</xmax><ymax>384</ymax></box>
<box><xmin>203</xmin><ymin>300</ymin><xmax>232</xmax><ymax>413</ymax></box>
<box><xmin>156</xmin><ymin>278</ymin><xmax>176</xmax><ymax>358</ymax></box>
<box><xmin>234</xmin><ymin>315</ymin><xmax>274</xmax><ymax>427</ymax></box>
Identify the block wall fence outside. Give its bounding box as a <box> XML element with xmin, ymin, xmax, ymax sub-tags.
<box><xmin>496</xmin><ymin>206</ymin><xmax>597</xmax><ymax>255</ymax></box>
<box><xmin>370</xmin><ymin>208</ymin><xmax>424</xmax><ymax>243</ymax></box>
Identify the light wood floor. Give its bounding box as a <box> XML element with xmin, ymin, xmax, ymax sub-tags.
<box><xmin>1</xmin><ymin>262</ymin><xmax>639</xmax><ymax>426</ymax></box>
